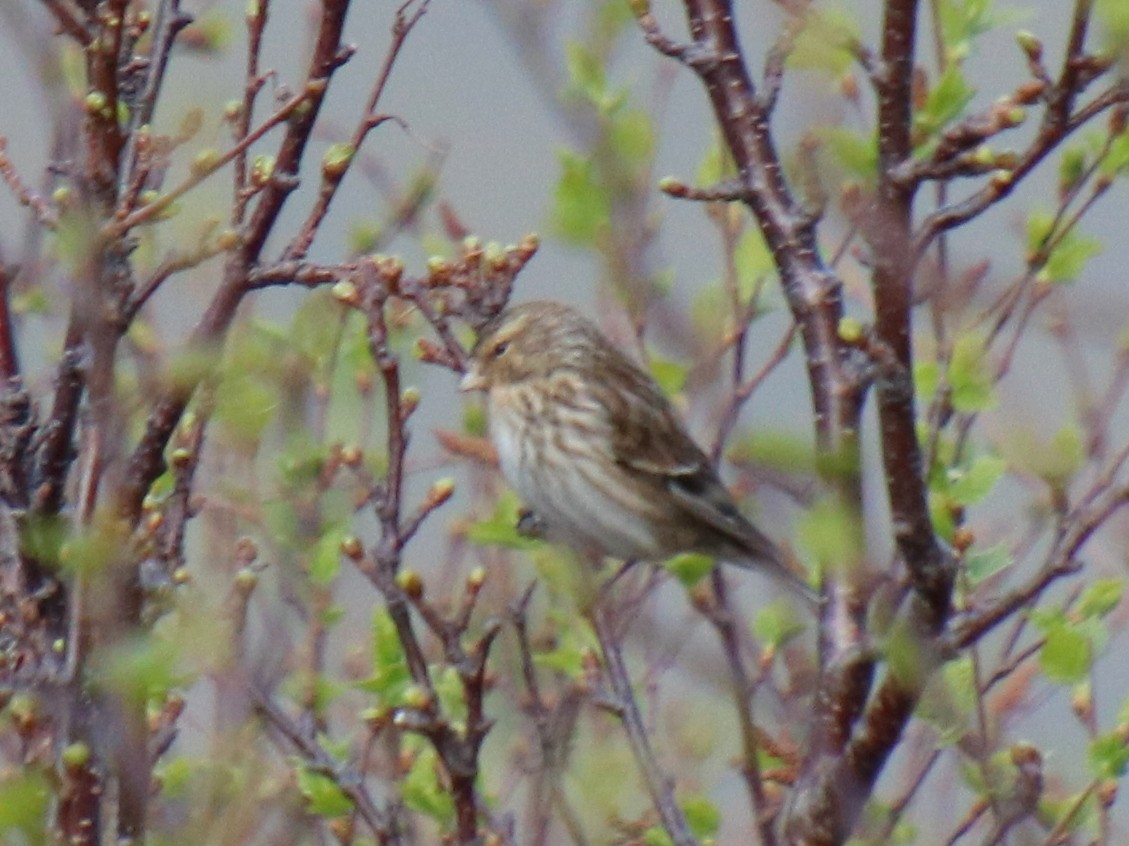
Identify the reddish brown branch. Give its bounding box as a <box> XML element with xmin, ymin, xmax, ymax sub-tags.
<box><xmin>284</xmin><ymin>0</ymin><xmax>431</xmax><ymax>261</ymax></box>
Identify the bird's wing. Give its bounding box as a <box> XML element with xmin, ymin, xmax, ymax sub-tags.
<box><xmin>605</xmin><ymin>364</ymin><xmax>780</xmax><ymax>562</ymax></box>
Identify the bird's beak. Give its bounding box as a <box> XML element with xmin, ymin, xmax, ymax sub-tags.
<box><xmin>460</xmin><ymin>363</ymin><xmax>486</xmax><ymax>392</ymax></box>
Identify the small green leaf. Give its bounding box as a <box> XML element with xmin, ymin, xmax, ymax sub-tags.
<box><xmin>1040</xmin><ymin>623</ymin><xmax>1092</xmax><ymax>684</ymax></box>
<box><xmin>0</xmin><ymin>771</ymin><xmax>50</xmax><ymax>836</ymax></box>
<box><xmin>552</xmin><ymin>149</ymin><xmax>611</xmax><ymax>246</ymax></box>
<box><xmin>1089</xmin><ymin>732</ymin><xmax>1129</xmax><ymax>779</ymax></box>
<box><xmin>295</xmin><ymin>764</ymin><xmax>353</xmax><ymax>817</ymax></box>
<box><xmin>947</xmin><ymin>455</ymin><xmax>1006</xmax><ymax>505</ymax></box>
<box><xmin>610</xmin><ymin>108</ymin><xmax>656</xmax><ymax>167</ymax></box>
<box><xmin>797</xmin><ymin>497</ymin><xmax>863</xmax><ymax>573</ymax></box>
<box><xmin>752</xmin><ymin>599</ymin><xmax>807</xmax><ymax>649</ymax></box>
<box><xmin>1041</xmin><ymin>231</ymin><xmax>1102</xmax><ymax>284</ymax></box>
<box><xmin>915</xmin><ymin>64</ymin><xmax>975</xmax><ymax>142</ymax></box>
<box><xmin>915</xmin><ymin>360</ymin><xmax>940</xmax><ymax>401</ymax></box>
<box><xmin>648</xmin><ymin>354</ymin><xmax>688</xmax><ymax>396</ymax></box>
<box><xmin>402</xmin><ymin>746</ymin><xmax>455</xmax><ymax>824</ymax></box>
<box><xmin>664</xmin><ymin>552</ymin><xmax>714</xmax><ymax>587</ymax></box>
<box><xmin>734</xmin><ymin>228</ymin><xmax>775</xmax><ymax>300</ymax></box>
<box><xmin>565</xmin><ymin>42</ymin><xmax>607</xmax><ymax>104</ymax></box>
<box><xmin>1078</xmin><ymin>578</ymin><xmax>1124</xmax><ymax>619</ymax></box>
<box><xmin>681</xmin><ymin>794</ymin><xmax>721</xmax><ymax>838</ymax></box>
<box><xmin>356</xmin><ymin>610</ymin><xmax>411</xmax><ymax>704</ymax></box>
<box><xmin>467</xmin><ymin>492</ymin><xmax>546</xmax><ymax>551</ymax></box>
<box><xmin>1099</xmin><ymin>131</ymin><xmax>1129</xmax><ymax>177</ymax></box>
<box><xmin>787</xmin><ymin>7</ymin><xmax>860</xmax><ymax>75</ymax></box>
<box><xmin>818</xmin><ymin>127</ymin><xmax>878</xmax><ymax>178</ymax></box>
<box><xmin>964</xmin><ymin>544</ymin><xmax>1012</xmax><ymax>585</ymax></box>
<box><xmin>949</xmin><ymin>332</ymin><xmax>995</xmax><ymax>412</ymax></box>
<box><xmin>308</xmin><ymin>526</ymin><xmax>344</xmax><ymax>586</ymax></box>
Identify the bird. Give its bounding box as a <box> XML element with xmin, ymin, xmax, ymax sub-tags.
<box><xmin>459</xmin><ymin>300</ymin><xmax>815</xmax><ymax>602</ymax></box>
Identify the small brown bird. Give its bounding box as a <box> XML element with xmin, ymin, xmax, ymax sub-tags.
<box><xmin>460</xmin><ymin>300</ymin><xmax>814</xmax><ymax>601</ymax></box>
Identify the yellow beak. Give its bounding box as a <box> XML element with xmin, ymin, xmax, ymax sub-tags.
<box><xmin>460</xmin><ymin>364</ymin><xmax>486</xmax><ymax>392</ymax></box>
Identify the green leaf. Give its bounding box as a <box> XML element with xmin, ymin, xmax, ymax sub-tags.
<box><xmin>818</xmin><ymin>127</ymin><xmax>877</xmax><ymax>178</ymax></box>
<box><xmin>648</xmin><ymin>354</ymin><xmax>688</xmax><ymax>396</ymax></box>
<box><xmin>728</xmin><ymin>428</ymin><xmax>815</xmax><ymax>476</ymax></box>
<box><xmin>295</xmin><ymin>764</ymin><xmax>353</xmax><ymax>817</ymax></box>
<box><xmin>1039</xmin><ymin>623</ymin><xmax>1093</xmax><ymax>684</ymax></box>
<box><xmin>642</xmin><ymin>827</ymin><xmax>674</xmax><ymax>846</ymax></box>
<box><xmin>0</xmin><ymin>770</ymin><xmax>50</xmax><ymax>837</ymax></box>
<box><xmin>94</xmin><ymin>633</ymin><xmax>185</xmax><ymax>703</ymax></box>
<box><xmin>402</xmin><ymin>746</ymin><xmax>455</xmax><ymax>824</ymax></box>
<box><xmin>1078</xmin><ymin>578</ymin><xmax>1124</xmax><ymax>619</ymax></box>
<box><xmin>432</xmin><ymin>665</ymin><xmax>467</xmax><ymax>725</ymax></box>
<box><xmin>964</xmin><ymin>544</ymin><xmax>1012</xmax><ymax>585</ymax></box>
<box><xmin>797</xmin><ymin>497</ymin><xmax>863</xmax><ymax>574</ymax></box>
<box><xmin>1041</xmin><ymin>230</ymin><xmax>1102</xmax><ymax>284</ymax></box>
<box><xmin>308</xmin><ymin>526</ymin><xmax>345</xmax><ymax>586</ymax></box>
<box><xmin>696</xmin><ymin>135</ymin><xmax>733</xmax><ymax>187</ymax></box>
<box><xmin>915</xmin><ymin>64</ymin><xmax>975</xmax><ymax>142</ymax></box>
<box><xmin>937</xmin><ymin>0</ymin><xmax>1018</xmax><ymax>60</ymax></box>
<box><xmin>610</xmin><ymin>108</ymin><xmax>656</xmax><ymax>167</ymax></box>
<box><xmin>1099</xmin><ymin>131</ymin><xmax>1129</xmax><ymax>177</ymax></box>
<box><xmin>916</xmin><ymin>656</ymin><xmax>975</xmax><ymax>745</ymax></box>
<box><xmin>949</xmin><ymin>332</ymin><xmax>995</xmax><ymax>412</ymax></box>
<box><xmin>734</xmin><ymin>228</ymin><xmax>775</xmax><ymax>300</ymax></box>
<box><xmin>752</xmin><ymin>599</ymin><xmax>807</xmax><ymax>649</ymax></box>
<box><xmin>787</xmin><ymin>6</ymin><xmax>860</xmax><ymax>75</ymax></box>
<box><xmin>1027</xmin><ymin>210</ymin><xmax>1103</xmax><ymax>283</ymax></box>
<box><xmin>1098</xmin><ymin>0</ymin><xmax>1129</xmax><ymax>50</ymax></box>
<box><xmin>946</xmin><ymin>455</ymin><xmax>1006</xmax><ymax>506</ymax></box>
<box><xmin>664</xmin><ymin>552</ymin><xmax>714</xmax><ymax>587</ymax></box>
<box><xmin>467</xmin><ymin>491</ymin><xmax>545</xmax><ymax>551</ymax></box>
<box><xmin>681</xmin><ymin>794</ymin><xmax>721</xmax><ymax>838</ymax></box>
<box><xmin>565</xmin><ymin>42</ymin><xmax>607</xmax><ymax>105</ymax></box>
<box><xmin>552</xmin><ymin>149</ymin><xmax>611</xmax><ymax>246</ymax></box>
<box><xmin>1089</xmin><ymin>732</ymin><xmax>1129</xmax><ymax>779</ymax></box>
<box><xmin>1059</xmin><ymin>144</ymin><xmax>1088</xmax><ymax>193</ymax></box>
<box><xmin>533</xmin><ymin>617</ymin><xmax>597</xmax><ymax>678</ymax></box>
<box><xmin>356</xmin><ymin>610</ymin><xmax>411</xmax><ymax>705</ymax></box>
<box><xmin>1001</xmin><ymin>424</ymin><xmax>1084</xmax><ymax>487</ymax></box>
<box><xmin>915</xmin><ymin>360</ymin><xmax>940</xmax><ymax>401</ymax></box>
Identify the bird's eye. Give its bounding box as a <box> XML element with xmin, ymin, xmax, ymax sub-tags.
<box><xmin>490</xmin><ymin>340</ymin><xmax>510</xmax><ymax>359</ymax></box>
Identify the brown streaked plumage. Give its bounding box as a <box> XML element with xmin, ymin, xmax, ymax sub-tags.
<box><xmin>461</xmin><ymin>300</ymin><xmax>814</xmax><ymax>601</ymax></box>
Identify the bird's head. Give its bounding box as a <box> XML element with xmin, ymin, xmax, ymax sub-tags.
<box><xmin>460</xmin><ymin>301</ymin><xmax>591</xmax><ymax>392</ymax></box>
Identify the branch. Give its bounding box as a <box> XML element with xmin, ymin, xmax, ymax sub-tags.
<box><xmin>591</xmin><ymin>605</ymin><xmax>698</xmax><ymax>846</ymax></box>
<box><xmin>283</xmin><ymin>0</ymin><xmax>432</xmax><ymax>261</ymax></box>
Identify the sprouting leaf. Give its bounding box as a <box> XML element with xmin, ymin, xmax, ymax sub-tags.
<box><xmin>295</xmin><ymin>764</ymin><xmax>352</xmax><ymax>817</ymax></box>
<box><xmin>964</xmin><ymin>544</ymin><xmax>1012</xmax><ymax>585</ymax></box>
<box><xmin>681</xmin><ymin>794</ymin><xmax>722</xmax><ymax>838</ymax></box>
<box><xmin>356</xmin><ymin>610</ymin><xmax>411</xmax><ymax>704</ymax></box>
<box><xmin>915</xmin><ymin>64</ymin><xmax>976</xmax><ymax>142</ymax></box>
<box><xmin>308</xmin><ymin>526</ymin><xmax>345</xmax><ymax>586</ymax></box>
<box><xmin>610</xmin><ymin>108</ymin><xmax>656</xmax><ymax>168</ymax></box>
<box><xmin>948</xmin><ymin>332</ymin><xmax>995</xmax><ymax>412</ymax></box>
<box><xmin>402</xmin><ymin>746</ymin><xmax>455</xmax><ymax>824</ymax></box>
<box><xmin>946</xmin><ymin>455</ymin><xmax>1006</xmax><ymax>506</ymax></box>
<box><xmin>648</xmin><ymin>354</ymin><xmax>688</xmax><ymax>397</ymax></box>
<box><xmin>467</xmin><ymin>491</ymin><xmax>545</xmax><ymax>551</ymax></box>
<box><xmin>1041</xmin><ymin>231</ymin><xmax>1102</xmax><ymax>284</ymax></box>
<box><xmin>1090</xmin><ymin>732</ymin><xmax>1129</xmax><ymax>779</ymax></box>
<box><xmin>664</xmin><ymin>552</ymin><xmax>714</xmax><ymax>587</ymax></box>
<box><xmin>1077</xmin><ymin>578</ymin><xmax>1124</xmax><ymax>619</ymax></box>
<box><xmin>1039</xmin><ymin>622</ymin><xmax>1093</xmax><ymax>684</ymax></box>
<box><xmin>787</xmin><ymin>6</ymin><xmax>860</xmax><ymax>75</ymax></box>
<box><xmin>818</xmin><ymin>127</ymin><xmax>878</xmax><ymax>178</ymax></box>
<box><xmin>552</xmin><ymin>149</ymin><xmax>611</xmax><ymax>246</ymax></box>
<box><xmin>734</xmin><ymin>228</ymin><xmax>775</xmax><ymax>300</ymax></box>
<box><xmin>752</xmin><ymin>599</ymin><xmax>807</xmax><ymax>649</ymax></box>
